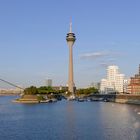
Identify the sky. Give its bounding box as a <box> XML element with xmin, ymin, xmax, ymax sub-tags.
<box><xmin>0</xmin><ymin>0</ymin><xmax>140</xmax><ymax>88</ymax></box>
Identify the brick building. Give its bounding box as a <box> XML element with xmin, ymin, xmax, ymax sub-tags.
<box><xmin>127</xmin><ymin>65</ymin><xmax>140</xmax><ymax>94</ymax></box>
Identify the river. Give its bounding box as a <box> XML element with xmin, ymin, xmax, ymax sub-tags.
<box><xmin>0</xmin><ymin>96</ymin><xmax>140</xmax><ymax>140</ymax></box>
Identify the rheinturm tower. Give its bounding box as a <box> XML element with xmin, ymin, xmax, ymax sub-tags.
<box><xmin>66</xmin><ymin>21</ymin><xmax>76</xmax><ymax>94</ymax></box>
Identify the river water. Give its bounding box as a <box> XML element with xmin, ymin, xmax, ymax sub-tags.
<box><xmin>0</xmin><ymin>96</ymin><xmax>140</xmax><ymax>140</ymax></box>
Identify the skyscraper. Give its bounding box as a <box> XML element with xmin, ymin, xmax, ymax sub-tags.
<box><xmin>46</xmin><ymin>79</ymin><xmax>52</xmax><ymax>87</ymax></box>
<box><xmin>66</xmin><ymin>21</ymin><xmax>76</xmax><ymax>94</ymax></box>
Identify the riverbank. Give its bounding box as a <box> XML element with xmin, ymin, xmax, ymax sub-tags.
<box><xmin>13</xmin><ymin>95</ymin><xmax>39</xmax><ymax>103</ymax></box>
<box><xmin>114</xmin><ymin>95</ymin><xmax>140</xmax><ymax>105</ymax></box>
<box><xmin>0</xmin><ymin>93</ymin><xmax>20</xmax><ymax>96</ymax></box>
<box><xmin>88</xmin><ymin>94</ymin><xmax>140</xmax><ymax>105</ymax></box>
<box><xmin>12</xmin><ymin>94</ymin><xmax>59</xmax><ymax>104</ymax></box>
<box><xmin>11</xmin><ymin>94</ymin><xmax>140</xmax><ymax>105</ymax></box>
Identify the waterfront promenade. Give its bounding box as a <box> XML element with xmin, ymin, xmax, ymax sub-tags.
<box><xmin>89</xmin><ymin>94</ymin><xmax>140</xmax><ymax>105</ymax></box>
<box><xmin>1</xmin><ymin>92</ymin><xmax>140</xmax><ymax>105</ymax></box>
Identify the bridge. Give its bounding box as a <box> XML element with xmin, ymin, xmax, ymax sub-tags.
<box><xmin>0</xmin><ymin>78</ymin><xmax>24</xmax><ymax>95</ymax></box>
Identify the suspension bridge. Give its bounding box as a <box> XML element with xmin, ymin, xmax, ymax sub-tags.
<box><xmin>0</xmin><ymin>78</ymin><xmax>24</xmax><ymax>95</ymax></box>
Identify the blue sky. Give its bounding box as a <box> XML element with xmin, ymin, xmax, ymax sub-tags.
<box><xmin>0</xmin><ymin>0</ymin><xmax>140</xmax><ymax>88</ymax></box>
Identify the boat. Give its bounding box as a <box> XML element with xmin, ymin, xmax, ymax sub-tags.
<box><xmin>77</xmin><ymin>98</ymin><xmax>85</xmax><ymax>102</ymax></box>
<box><xmin>67</xmin><ymin>95</ymin><xmax>76</xmax><ymax>101</ymax></box>
<box><xmin>103</xmin><ymin>98</ymin><xmax>110</xmax><ymax>102</ymax></box>
<box><xmin>90</xmin><ymin>98</ymin><xmax>100</xmax><ymax>102</ymax></box>
<box><xmin>40</xmin><ymin>98</ymin><xmax>57</xmax><ymax>103</ymax></box>
<box><xmin>137</xmin><ymin>112</ymin><xmax>140</xmax><ymax>115</ymax></box>
<box><xmin>40</xmin><ymin>100</ymin><xmax>50</xmax><ymax>103</ymax></box>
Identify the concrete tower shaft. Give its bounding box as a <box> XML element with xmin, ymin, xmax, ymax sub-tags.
<box><xmin>139</xmin><ymin>64</ymin><xmax>140</xmax><ymax>75</ymax></box>
<box><xmin>66</xmin><ymin>22</ymin><xmax>76</xmax><ymax>94</ymax></box>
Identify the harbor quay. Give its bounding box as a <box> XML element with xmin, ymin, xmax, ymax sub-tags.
<box><xmin>88</xmin><ymin>94</ymin><xmax>140</xmax><ymax>105</ymax></box>
<box><xmin>11</xmin><ymin>93</ymin><xmax>140</xmax><ymax>105</ymax></box>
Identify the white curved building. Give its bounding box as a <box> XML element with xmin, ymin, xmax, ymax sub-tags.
<box><xmin>100</xmin><ymin>65</ymin><xmax>125</xmax><ymax>94</ymax></box>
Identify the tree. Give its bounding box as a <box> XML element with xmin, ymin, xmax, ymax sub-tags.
<box><xmin>38</xmin><ymin>86</ymin><xmax>57</xmax><ymax>94</ymax></box>
<box><xmin>24</xmin><ymin>86</ymin><xmax>38</xmax><ymax>95</ymax></box>
<box><xmin>37</xmin><ymin>95</ymin><xmax>45</xmax><ymax>101</ymax></box>
<box><xmin>76</xmin><ymin>87</ymin><xmax>99</xmax><ymax>96</ymax></box>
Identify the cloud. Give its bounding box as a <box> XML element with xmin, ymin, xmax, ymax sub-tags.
<box><xmin>100</xmin><ymin>62</ymin><xmax>109</xmax><ymax>67</ymax></box>
<box><xmin>99</xmin><ymin>58</ymin><xmax>117</xmax><ymax>68</ymax></box>
<box><xmin>108</xmin><ymin>58</ymin><xmax>117</xmax><ymax>62</ymax></box>
<box><xmin>80</xmin><ymin>52</ymin><xmax>110</xmax><ymax>59</ymax></box>
<box><xmin>79</xmin><ymin>51</ymin><xmax>124</xmax><ymax>72</ymax></box>
<box><xmin>80</xmin><ymin>51</ymin><xmax>123</xmax><ymax>60</ymax></box>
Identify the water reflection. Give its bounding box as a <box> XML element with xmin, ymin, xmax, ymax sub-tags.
<box><xmin>99</xmin><ymin>103</ymin><xmax>140</xmax><ymax>140</ymax></box>
<box><xmin>0</xmin><ymin>96</ymin><xmax>140</xmax><ymax>140</ymax></box>
<box><xmin>65</xmin><ymin>102</ymin><xmax>76</xmax><ymax>140</ymax></box>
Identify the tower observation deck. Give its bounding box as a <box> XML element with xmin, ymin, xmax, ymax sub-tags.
<box><xmin>66</xmin><ymin>21</ymin><xmax>76</xmax><ymax>94</ymax></box>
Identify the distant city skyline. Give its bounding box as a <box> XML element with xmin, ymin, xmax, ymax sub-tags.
<box><xmin>0</xmin><ymin>0</ymin><xmax>140</xmax><ymax>88</ymax></box>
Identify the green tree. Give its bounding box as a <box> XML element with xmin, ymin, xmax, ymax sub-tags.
<box><xmin>76</xmin><ymin>87</ymin><xmax>99</xmax><ymax>96</ymax></box>
<box><xmin>37</xmin><ymin>95</ymin><xmax>45</xmax><ymax>101</ymax></box>
<box><xmin>38</xmin><ymin>86</ymin><xmax>57</xmax><ymax>94</ymax></box>
<box><xmin>24</xmin><ymin>86</ymin><xmax>38</xmax><ymax>95</ymax></box>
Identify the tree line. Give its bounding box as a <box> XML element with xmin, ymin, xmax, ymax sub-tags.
<box><xmin>24</xmin><ymin>86</ymin><xmax>99</xmax><ymax>96</ymax></box>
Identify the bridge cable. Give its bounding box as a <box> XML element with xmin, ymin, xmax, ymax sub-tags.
<box><xmin>0</xmin><ymin>78</ymin><xmax>24</xmax><ymax>90</ymax></box>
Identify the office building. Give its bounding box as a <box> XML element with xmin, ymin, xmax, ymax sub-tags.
<box><xmin>46</xmin><ymin>79</ymin><xmax>52</xmax><ymax>87</ymax></box>
<box><xmin>100</xmin><ymin>65</ymin><xmax>125</xmax><ymax>94</ymax></box>
<box><xmin>127</xmin><ymin>65</ymin><xmax>140</xmax><ymax>94</ymax></box>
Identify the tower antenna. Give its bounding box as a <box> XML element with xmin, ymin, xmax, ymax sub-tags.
<box><xmin>69</xmin><ymin>17</ymin><xmax>72</xmax><ymax>33</ymax></box>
